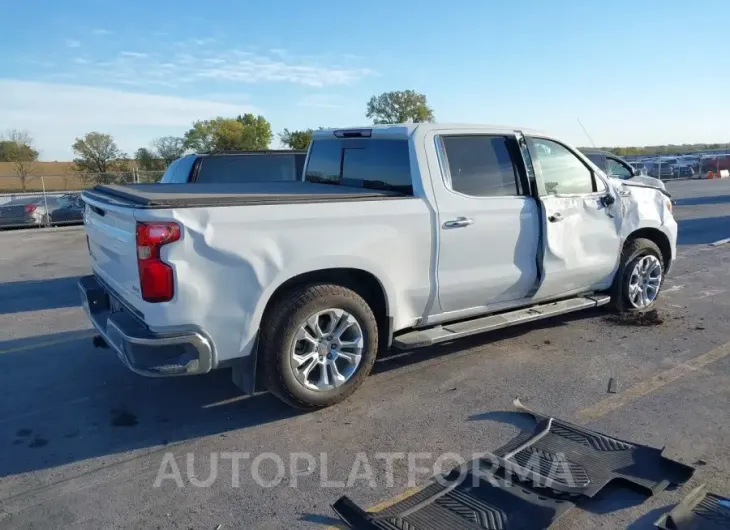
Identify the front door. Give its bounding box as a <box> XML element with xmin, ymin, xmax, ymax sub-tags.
<box><xmin>526</xmin><ymin>136</ymin><xmax>622</xmax><ymax>299</ymax></box>
<box><xmin>429</xmin><ymin>130</ymin><xmax>540</xmax><ymax>314</ymax></box>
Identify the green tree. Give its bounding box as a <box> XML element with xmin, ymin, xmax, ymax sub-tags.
<box><xmin>235</xmin><ymin>114</ymin><xmax>272</xmax><ymax>150</ymax></box>
<box><xmin>279</xmin><ymin>128</ymin><xmax>313</xmax><ymax>150</ymax></box>
<box><xmin>0</xmin><ymin>129</ymin><xmax>39</xmax><ymax>190</ymax></box>
<box><xmin>135</xmin><ymin>147</ymin><xmax>164</xmax><ymax>171</ymax></box>
<box><xmin>151</xmin><ymin>136</ymin><xmax>185</xmax><ymax>165</ymax></box>
<box><xmin>72</xmin><ymin>132</ymin><xmax>122</xmax><ymax>173</ymax></box>
<box><xmin>366</xmin><ymin>90</ymin><xmax>435</xmax><ymax>124</ymax></box>
<box><xmin>183</xmin><ymin>115</ymin><xmax>272</xmax><ymax>153</ymax></box>
<box><xmin>183</xmin><ymin>120</ymin><xmax>217</xmax><ymax>152</ymax></box>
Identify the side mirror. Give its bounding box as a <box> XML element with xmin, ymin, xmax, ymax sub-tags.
<box><xmin>631</xmin><ymin>167</ymin><xmax>641</xmax><ymax>177</ymax></box>
<box><xmin>601</xmin><ymin>194</ymin><xmax>616</xmax><ymax>207</ymax></box>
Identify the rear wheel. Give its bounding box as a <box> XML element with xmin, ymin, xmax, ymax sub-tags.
<box><xmin>260</xmin><ymin>283</ymin><xmax>379</xmax><ymax>409</ymax></box>
<box><xmin>610</xmin><ymin>238</ymin><xmax>664</xmax><ymax>313</ymax></box>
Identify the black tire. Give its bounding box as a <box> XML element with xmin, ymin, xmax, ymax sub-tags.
<box><xmin>260</xmin><ymin>283</ymin><xmax>379</xmax><ymax>409</ymax></box>
<box><xmin>609</xmin><ymin>238</ymin><xmax>664</xmax><ymax>313</ymax></box>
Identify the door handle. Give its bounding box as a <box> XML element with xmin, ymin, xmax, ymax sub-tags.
<box><xmin>442</xmin><ymin>217</ymin><xmax>474</xmax><ymax>229</ymax></box>
<box><xmin>548</xmin><ymin>212</ymin><xmax>563</xmax><ymax>223</ymax></box>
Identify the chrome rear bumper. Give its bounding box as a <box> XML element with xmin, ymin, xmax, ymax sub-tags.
<box><xmin>78</xmin><ymin>275</ymin><xmax>213</xmax><ymax>376</ymax></box>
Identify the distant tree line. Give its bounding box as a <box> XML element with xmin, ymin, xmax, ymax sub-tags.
<box><xmin>592</xmin><ymin>143</ymin><xmax>730</xmax><ymax>157</ymax></box>
<box><xmin>7</xmin><ymin>88</ymin><xmax>727</xmax><ymax>189</ymax></box>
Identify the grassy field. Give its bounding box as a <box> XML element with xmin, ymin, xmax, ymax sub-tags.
<box><xmin>0</xmin><ymin>162</ymin><xmax>85</xmax><ymax>192</ymax></box>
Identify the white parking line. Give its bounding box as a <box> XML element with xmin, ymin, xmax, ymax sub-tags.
<box><xmin>711</xmin><ymin>237</ymin><xmax>730</xmax><ymax>247</ymax></box>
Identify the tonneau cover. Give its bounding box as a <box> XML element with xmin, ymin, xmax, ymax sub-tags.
<box><xmin>83</xmin><ymin>181</ymin><xmax>407</xmax><ymax>209</ymax></box>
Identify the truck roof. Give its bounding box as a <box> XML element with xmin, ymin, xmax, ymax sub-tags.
<box><xmin>312</xmin><ymin>123</ymin><xmax>550</xmax><ymax>140</ymax></box>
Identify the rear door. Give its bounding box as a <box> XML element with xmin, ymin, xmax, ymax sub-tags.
<box><xmin>526</xmin><ymin>136</ymin><xmax>621</xmax><ymax>299</ymax></box>
<box><xmin>83</xmin><ymin>193</ymin><xmax>141</xmax><ymax>305</ymax></box>
<box><xmin>429</xmin><ymin>130</ymin><xmax>540</xmax><ymax>313</ymax></box>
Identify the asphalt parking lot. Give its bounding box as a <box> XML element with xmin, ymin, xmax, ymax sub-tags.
<box><xmin>1</xmin><ymin>178</ymin><xmax>729</xmax><ymax>529</ymax></box>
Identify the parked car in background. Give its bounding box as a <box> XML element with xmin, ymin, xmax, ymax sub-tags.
<box><xmin>0</xmin><ymin>193</ymin><xmax>85</xmax><ymax>229</ymax></box>
<box><xmin>629</xmin><ymin>161</ymin><xmax>648</xmax><ymax>175</ymax></box>
<box><xmin>80</xmin><ymin>123</ymin><xmax>677</xmax><ymax>409</ymax></box>
<box><xmin>674</xmin><ymin>165</ymin><xmax>695</xmax><ymax>178</ymax></box>
<box><xmin>646</xmin><ymin>162</ymin><xmax>677</xmax><ymax>180</ymax></box>
<box><xmin>580</xmin><ymin>149</ymin><xmax>667</xmax><ymax>191</ymax></box>
<box><xmin>51</xmin><ymin>193</ymin><xmax>85</xmax><ymax>224</ymax></box>
<box><xmin>701</xmin><ymin>155</ymin><xmax>730</xmax><ymax>175</ymax></box>
<box><xmin>160</xmin><ymin>150</ymin><xmax>307</xmax><ymax>184</ymax></box>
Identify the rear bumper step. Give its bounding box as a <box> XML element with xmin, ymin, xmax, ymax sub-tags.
<box><xmin>78</xmin><ymin>275</ymin><xmax>213</xmax><ymax>377</ymax></box>
<box><xmin>393</xmin><ymin>295</ymin><xmax>610</xmax><ymax>350</ymax></box>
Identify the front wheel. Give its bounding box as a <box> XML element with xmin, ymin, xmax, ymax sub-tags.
<box><xmin>610</xmin><ymin>238</ymin><xmax>664</xmax><ymax>313</ymax></box>
<box><xmin>260</xmin><ymin>283</ymin><xmax>379</xmax><ymax>409</ymax></box>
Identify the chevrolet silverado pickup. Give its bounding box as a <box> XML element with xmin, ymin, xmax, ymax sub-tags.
<box><xmin>79</xmin><ymin>123</ymin><xmax>677</xmax><ymax>409</ymax></box>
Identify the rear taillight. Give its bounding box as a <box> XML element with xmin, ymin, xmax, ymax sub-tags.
<box><xmin>136</xmin><ymin>222</ymin><xmax>181</xmax><ymax>302</ymax></box>
<box><xmin>25</xmin><ymin>204</ymin><xmax>37</xmax><ymax>213</ymax></box>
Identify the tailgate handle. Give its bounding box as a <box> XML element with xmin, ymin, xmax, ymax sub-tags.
<box><xmin>90</xmin><ymin>205</ymin><xmax>106</xmax><ymax>216</ymax></box>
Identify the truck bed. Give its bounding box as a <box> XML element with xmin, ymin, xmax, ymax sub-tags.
<box><xmin>83</xmin><ymin>182</ymin><xmax>409</xmax><ymax>209</ymax></box>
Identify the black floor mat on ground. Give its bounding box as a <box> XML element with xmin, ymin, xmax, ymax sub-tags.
<box><xmin>655</xmin><ymin>485</ymin><xmax>730</xmax><ymax>530</ymax></box>
<box><xmin>333</xmin><ymin>467</ymin><xmax>577</xmax><ymax>530</ymax></box>
<box><xmin>492</xmin><ymin>400</ymin><xmax>695</xmax><ymax>497</ymax></box>
<box><xmin>332</xmin><ymin>400</ymin><xmax>696</xmax><ymax>530</ymax></box>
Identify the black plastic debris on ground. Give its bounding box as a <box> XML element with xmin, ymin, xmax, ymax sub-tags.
<box><xmin>655</xmin><ymin>484</ymin><xmax>730</xmax><ymax>530</ymax></box>
<box><xmin>333</xmin><ymin>468</ymin><xmax>577</xmax><ymax>530</ymax></box>
<box><xmin>332</xmin><ymin>399</ymin><xmax>695</xmax><ymax>530</ymax></box>
<box><xmin>493</xmin><ymin>399</ymin><xmax>694</xmax><ymax>498</ymax></box>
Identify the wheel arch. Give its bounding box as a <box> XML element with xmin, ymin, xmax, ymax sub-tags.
<box><xmin>624</xmin><ymin>227</ymin><xmax>672</xmax><ymax>270</ymax></box>
<box><xmin>257</xmin><ymin>266</ymin><xmax>394</xmax><ymax>350</ymax></box>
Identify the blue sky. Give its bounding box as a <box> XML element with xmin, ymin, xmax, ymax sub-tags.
<box><xmin>1</xmin><ymin>0</ymin><xmax>728</xmax><ymax>160</ymax></box>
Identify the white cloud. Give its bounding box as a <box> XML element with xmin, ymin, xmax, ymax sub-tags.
<box><xmin>0</xmin><ymin>79</ymin><xmax>260</xmax><ymax>160</ymax></box>
<box><xmin>65</xmin><ymin>39</ymin><xmax>81</xmax><ymax>48</ymax></box>
<box><xmin>92</xmin><ymin>29</ymin><xmax>113</xmax><ymax>36</ymax></box>
<box><xmin>119</xmin><ymin>51</ymin><xmax>148</xmax><ymax>59</ymax></box>
<box><xmin>46</xmin><ymin>45</ymin><xmax>374</xmax><ymax>89</ymax></box>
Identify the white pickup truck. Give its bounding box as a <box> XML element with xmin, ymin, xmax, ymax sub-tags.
<box><xmin>79</xmin><ymin>123</ymin><xmax>676</xmax><ymax>409</ymax></box>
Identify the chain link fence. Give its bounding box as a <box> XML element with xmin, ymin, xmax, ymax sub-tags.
<box><xmin>622</xmin><ymin>149</ymin><xmax>730</xmax><ymax>180</ymax></box>
<box><xmin>0</xmin><ymin>171</ymin><xmax>164</xmax><ymax>230</ymax></box>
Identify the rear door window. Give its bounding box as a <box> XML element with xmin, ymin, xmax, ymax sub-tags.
<box><xmin>439</xmin><ymin>135</ymin><xmax>522</xmax><ymax>197</ymax></box>
<box><xmin>196</xmin><ymin>154</ymin><xmax>298</xmax><ymax>183</ymax></box>
<box><xmin>305</xmin><ymin>139</ymin><xmax>412</xmax><ymax>194</ymax></box>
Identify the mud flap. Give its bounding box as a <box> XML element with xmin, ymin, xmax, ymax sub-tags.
<box><xmin>655</xmin><ymin>484</ymin><xmax>730</xmax><ymax>530</ymax></box>
<box><xmin>231</xmin><ymin>335</ymin><xmax>259</xmax><ymax>394</ymax></box>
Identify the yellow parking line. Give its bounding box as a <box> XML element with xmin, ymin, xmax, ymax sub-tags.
<box><xmin>575</xmin><ymin>339</ymin><xmax>730</xmax><ymax>423</ymax></box>
<box><xmin>0</xmin><ymin>332</ymin><xmax>94</xmax><ymax>355</ymax></box>
<box><xmin>326</xmin><ymin>485</ymin><xmax>425</xmax><ymax>529</ymax></box>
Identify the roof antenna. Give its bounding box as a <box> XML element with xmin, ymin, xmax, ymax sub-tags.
<box><xmin>577</xmin><ymin>118</ymin><xmax>597</xmax><ymax>148</ymax></box>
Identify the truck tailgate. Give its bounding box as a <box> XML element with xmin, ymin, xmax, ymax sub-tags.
<box><xmin>83</xmin><ymin>194</ymin><xmax>141</xmax><ymax>306</ymax></box>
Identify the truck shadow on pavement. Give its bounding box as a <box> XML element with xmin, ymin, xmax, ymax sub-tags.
<box><xmin>0</xmin><ymin>310</ymin><xmax>601</xmax><ymax>479</ymax></box>
<box><xmin>677</xmin><ymin>215</ymin><xmax>730</xmax><ymax>245</ymax></box>
<box><xmin>0</xmin><ymin>330</ymin><xmax>300</xmax><ymax>478</ymax></box>
<box><xmin>0</xmin><ymin>275</ymin><xmax>85</xmax><ymax>314</ymax></box>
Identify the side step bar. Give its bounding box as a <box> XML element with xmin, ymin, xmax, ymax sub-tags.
<box><xmin>393</xmin><ymin>295</ymin><xmax>611</xmax><ymax>350</ymax></box>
